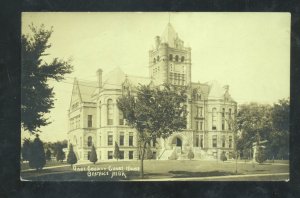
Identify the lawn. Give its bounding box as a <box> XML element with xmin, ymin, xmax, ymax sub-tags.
<box><xmin>20</xmin><ymin>160</ymin><xmax>289</xmax><ymax>181</ymax></box>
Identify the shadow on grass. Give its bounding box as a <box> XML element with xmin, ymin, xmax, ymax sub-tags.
<box><xmin>168</xmin><ymin>170</ymin><xmax>235</xmax><ymax>178</ymax></box>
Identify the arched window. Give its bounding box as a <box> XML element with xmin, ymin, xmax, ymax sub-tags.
<box><xmin>87</xmin><ymin>136</ymin><xmax>92</xmax><ymax>147</ymax></box>
<box><xmin>107</xmin><ymin>99</ymin><xmax>113</xmax><ymax>125</ymax></box>
<box><xmin>169</xmin><ymin>54</ymin><xmax>173</xmax><ymax>61</ymax></box>
<box><xmin>181</xmin><ymin>56</ymin><xmax>185</xmax><ymax>62</ymax></box>
<box><xmin>175</xmin><ymin>55</ymin><xmax>179</xmax><ymax>62</ymax></box>
<box><xmin>212</xmin><ymin>108</ymin><xmax>217</xmax><ymax>130</ymax></box>
<box><xmin>153</xmin><ymin>58</ymin><xmax>156</xmax><ymax>64</ymax></box>
<box><xmin>157</xmin><ymin>55</ymin><xmax>160</xmax><ymax>61</ymax></box>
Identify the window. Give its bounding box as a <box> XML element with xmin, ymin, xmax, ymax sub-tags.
<box><xmin>119</xmin><ymin>110</ymin><xmax>124</xmax><ymax>125</ymax></box>
<box><xmin>108</xmin><ymin>151</ymin><xmax>113</xmax><ymax>159</ymax></box>
<box><xmin>196</xmin><ymin>135</ymin><xmax>199</xmax><ymax>147</ymax></box>
<box><xmin>80</xmin><ymin>137</ymin><xmax>82</xmax><ymax>147</ymax></box>
<box><xmin>197</xmin><ymin>107</ymin><xmax>203</xmax><ymax>117</ymax></box>
<box><xmin>196</xmin><ymin>121</ymin><xmax>203</xmax><ymax>131</ymax></box>
<box><xmin>169</xmin><ymin>54</ymin><xmax>173</xmax><ymax>61</ymax></box>
<box><xmin>222</xmin><ymin>120</ymin><xmax>225</xmax><ymax>130</ymax></box>
<box><xmin>181</xmin><ymin>56</ymin><xmax>185</xmax><ymax>62</ymax></box>
<box><xmin>222</xmin><ymin>108</ymin><xmax>225</xmax><ymax>117</ymax></box>
<box><xmin>119</xmin><ymin>132</ymin><xmax>124</xmax><ymax>146</ymax></box>
<box><xmin>153</xmin><ymin>58</ymin><xmax>156</xmax><ymax>64</ymax></box>
<box><xmin>119</xmin><ymin>151</ymin><xmax>124</xmax><ymax>159</ymax></box>
<box><xmin>157</xmin><ymin>56</ymin><xmax>160</xmax><ymax>61</ymax></box>
<box><xmin>107</xmin><ymin>99</ymin><xmax>113</xmax><ymax>125</ymax></box>
<box><xmin>175</xmin><ymin>55</ymin><xmax>179</xmax><ymax>62</ymax></box>
<box><xmin>99</xmin><ymin>136</ymin><xmax>101</xmax><ymax>146</ymax></box>
<box><xmin>222</xmin><ymin>135</ymin><xmax>226</xmax><ymax>147</ymax></box>
<box><xmin>212</xmin><ymin>135</ymin><xmax>217</xmax><ymax>148</ymax></box>
<box><xmin>212</xmin><ymin>108</ymin><xmax>217</xmax><ymax>130</ymax></box>
<box><xmin>129</xmin><ymin>151</ymin><xmax>134</xmax><ymax>159</ymax></box>
<box><xmin>88</xmin><ymin>115</ymin><xmax>92</xmax><ymax>128</ymax></box>
<box><xmin>229</xmin><ymin>108</ymin><xmax>232</xmax><ymax>118</ymax></box>
<box><xmin>87</xmin><ymin>136</ymin><xmax>92</xmax><ymax>147</ymax></box>
<box><xmin>129</xmin><ymin>132</ymin><xmax>133</xmax><ymax>146</ymax></box>
<box><xmin>108</xmin><ymin>133</ymin><xmax>113</xmax><ymax>146</ymax></box>
<box><xmin>229</xmin><ymin>136</ymin><xmax>232</xmax><ymax>148</ymax></box>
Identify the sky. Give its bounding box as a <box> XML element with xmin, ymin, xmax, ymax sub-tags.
<box><xmin>21</xmin><ymin>12</ymin><xmax>290</xmax><ymax>142</ymax></box>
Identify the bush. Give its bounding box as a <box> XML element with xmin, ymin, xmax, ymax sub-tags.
<box><xmin>21</xmin><ymin>138</ymin><xmax>31</xmax><ymax>161</ymax></box>
<box><xmin>67</xmin><ymin>144</ymin><xmax>77</xmax><ymax>166</ymax></box>
<box><xmin>89</xmin><ymin>145</ymin><xmax>98</xmax><ymax>164</ymax></box>
<box><xmin>45</xmin><ymin>149</ymin><xmax>51</xmax><ymax>161</ymax></box>
<box><xmin>255</xmin><ymin>146</ymin><xmax>267</xmax><ymax>164</ymax></box>
<box><xmin>168</xmin><ymin>150</ymin><xmax>178</xmax><ymax>160</ymax></box>
<box><xmin>56</xmin><ymin>147</ymin><xmax>65</xmax><ymax>162</ymax></box>
<box><xmin>187</xmin><ymin>149</ymin><xmax>194</xmax><ymax>160</ymax></box>
<box><xmin>28</xmin><ymin>135</ymin><xmax>46</xmax><ymax>171</ymax></box>
<box><xmin>220</xmin><ymin>151</ymin><xmax>227</xmax><ymax>162</ymax></box>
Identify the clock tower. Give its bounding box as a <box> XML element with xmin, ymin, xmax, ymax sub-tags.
<box><xmin>149</xmin><ymin>23</ymin><xmax>191</xmax><ymax>86</ymax></box>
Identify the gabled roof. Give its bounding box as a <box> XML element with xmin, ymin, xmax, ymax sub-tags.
<box><xmin>125</xmin><ymin>75</ymin><xmax>152</xmax><ymax>87</ymax></box>
<box><xmin>76</xmin><ymin>79</ymin><xmax>97</xmax><ymax>102</ymax></box>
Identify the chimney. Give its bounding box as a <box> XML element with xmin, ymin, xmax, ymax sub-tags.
<box><xmin>96</xmin><ymin>69</ymin><xmax>103</xmax><ymax>91</ymax></box>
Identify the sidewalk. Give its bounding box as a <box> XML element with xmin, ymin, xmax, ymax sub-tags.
<box><xmin>130</xmin><ymin>172</ymin><xmax>289</xmax><ymax>181</ymax></box>
<box><xmin>21</xmin><ymin>161</ymin><xmax>90</xmax><ymax>173</ymax></box>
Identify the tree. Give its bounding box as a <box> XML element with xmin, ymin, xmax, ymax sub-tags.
<box><xmin>21</xmin><ymin>24</ymin><xmax>73</xmax><ymax>133</ymax></box>
<box><xmin>267</xmin><ymin>98</ymin><xmax>289</xmax><ymax>159</ymax></box>
<box><xmin>187</xmin><ymin>149</ymin><xmax>194</xmax><ymax>160</ymax></box>
<box><xmin>114</xmin><ymin>142</ymin><xmax>120</xmax><ymax>161</ymax></box>
<box><xmin>45</xmin><ymin>149</ymin><xmax>51</xmax><ymax>161</ymax></box>
<box><xmin>28</xmin><ymin>135</ymin><xmax>46</xmax><ymax>170</ymax></box>
<box><xmin>21</xmin><ymin>138</ymin><xmax>31</xmax><ymax>162</ymax></box>
<box><xmin>67</xmin><ymin>144</ymin><xmax>77</xmax><ymax>166</ymax></box>
<box><xmin>89</xmin><ymin>145</ymin><xmax>98</xmax><ymax>164</ymax></box>
<box><xmin>146</xmin><ymin>145</ymin><xmax>153</xmax><ymax>160</ymax></box>
<box><xmin>117</xmin><ymin>83</ymin><xmax>187</xmax><ymax>178</ymax></box>
<box><xmin>220</xmin><ymin>151</ymin><xmax>227</xmax><ymax>162</ymax></box>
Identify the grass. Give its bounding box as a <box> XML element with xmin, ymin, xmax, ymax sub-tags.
<box><xmin>20</xmin><ymin>159</ymin><xmax>289</xmax><ymax>181</ymax></box>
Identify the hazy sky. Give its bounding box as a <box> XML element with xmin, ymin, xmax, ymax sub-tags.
<box><xmin>21</xmin><ymin>12</ymin><xmax>290</xmax><ymax>142</ymax></box>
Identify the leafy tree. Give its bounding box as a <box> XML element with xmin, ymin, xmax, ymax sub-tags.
<box><xmin>117</xmin><ymin>83</ymin><xmax>187</xmax><ymax>178</ymax></box>
<box><xmin>45</xmin><ymin>149</ymin><xmax>51</xmax><ymax>161</ymax></box>
<box><xmin>21</xmin><ymin>138</ymin><xmax>31</xmax><ymax>161</ymax></box>
<box><xmin>21</xmin><ymin>24</ymin><xmax>73</xmax><ymax>133</ymax></box>
<box><xmin>89</xmin><ymin>145</ymin><xmax>98</xmax><ymax>164</ymax></box>
<box><xmin>28</xmin><ymin>135</ymin><xmax>46</xmax><ymax>170</ymax></box>
<box><xmin>220</xmin><ymin>151</ymin><xmax>227</xmax><ymax>162</ymax></box>
<box><xmin>236</xmin><ymin>103</ymin><xmax>273</xmax><ymax>154</ymax></box>
<box><xmin>267</xmin><ymin>98</ymin><xmax>289</xmax><ymax>159</ymax></box>
<box><xmin>146</xmin><ymin>145</ymin><xmax>153</xmax><ymax>160</ymax></box>
<box><xmin>114</xmin><ymin>142</ymin><xmax>120</xmax><ymax>161</ymax></box>
<box><xmin>67</xmin><ymin>144</ymin><xmax>77</xmax><ymax>166</ymax></box>
<box><xmin>187</xmin><ymin>149</ymin><xmax>194</xmax><ymax>160</ymax></box>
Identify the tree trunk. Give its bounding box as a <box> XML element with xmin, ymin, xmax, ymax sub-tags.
<box><xmin>139</xmin><ymin>142</ymin><xmax>147</xmax><ymax>179</ymax></box>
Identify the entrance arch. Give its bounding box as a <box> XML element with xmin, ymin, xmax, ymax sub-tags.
<box><xmin>176</xmin><ymin>137</ymin><xmax>182</xmax><ymax>147</ymax></box>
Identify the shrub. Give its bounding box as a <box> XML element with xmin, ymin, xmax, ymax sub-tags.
<box><xmin>220</xmin><ymin>151</ymin><xmax>227</xmax><ymax>162</ymax></box>
<box><xmin>21</xmin><ymin>138</ymin><xmax>31</xmax><ymax>162</ymax></box>
<box><xmin>67</xmin><ymin>144</ymin><xmax>77</xmax><ymax>166</ymax></box>
<box><xmin>168</xmin><ymin>150</ymin><xmax>178</xmax><ymax>160</ymax></box>
<box><xmin>255</xmin><ymin>146</ymin><xmax>267</xmax><ymax>164</ymax></box>
<box><xmin>28</xmin><ymin>135</ymin><xmax>46</xmax><ymax>171</ymax></box>
<box><xmin>45</xmin><ymin>149</ymin><xmax>51</xmax><ymax>161</ymax></box>
<box><xmin>187</xmin><ymin>149</ymin><xmax>194</xmax><ymax>160</ymax></box>
<box><xmin>89</xmin><ymin>145</ymin><xmax>98</xmax><ymax>164</ymax></box>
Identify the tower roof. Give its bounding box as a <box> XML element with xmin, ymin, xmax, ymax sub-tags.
<box><xmin>161</xmin><ymin>23</ymin><xmax>179</xmax><ymax>48</ymax></box>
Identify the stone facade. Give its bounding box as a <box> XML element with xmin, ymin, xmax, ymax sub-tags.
<box><xmin>68</xmin><ymin>23</ymin><xmax>237</xmax><ymax>161</ymax></box>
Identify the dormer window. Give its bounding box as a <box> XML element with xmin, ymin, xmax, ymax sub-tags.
<box><xmin>169</xmin><ymin>54</ymin><xmax>173</xmax><ymax>61</ymax></box>
<box><xmin>181</xmin><ymin>56</ymin><xmax>185</xmax><ymax>62</ymax></box>
<box><xmin>157</xmin><ymin>56</ymin><xmax>160</xmax><ymax>61</ymax></box>
<box><xmin>175</xmin><ymin>55</ymin><xmax>179</xmax><ymax>62</ymax></box>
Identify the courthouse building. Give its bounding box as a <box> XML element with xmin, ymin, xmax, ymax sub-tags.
<box><xmin>68</xmin><ymin>23</ymin><xmax>237</xmax><ymax>161</ymax></box>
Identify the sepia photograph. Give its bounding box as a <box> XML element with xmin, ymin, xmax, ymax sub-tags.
<box><xmin>20</xmin><ymin>12</ymin><xmax>290</xmax><ymax>181</ymax></box>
